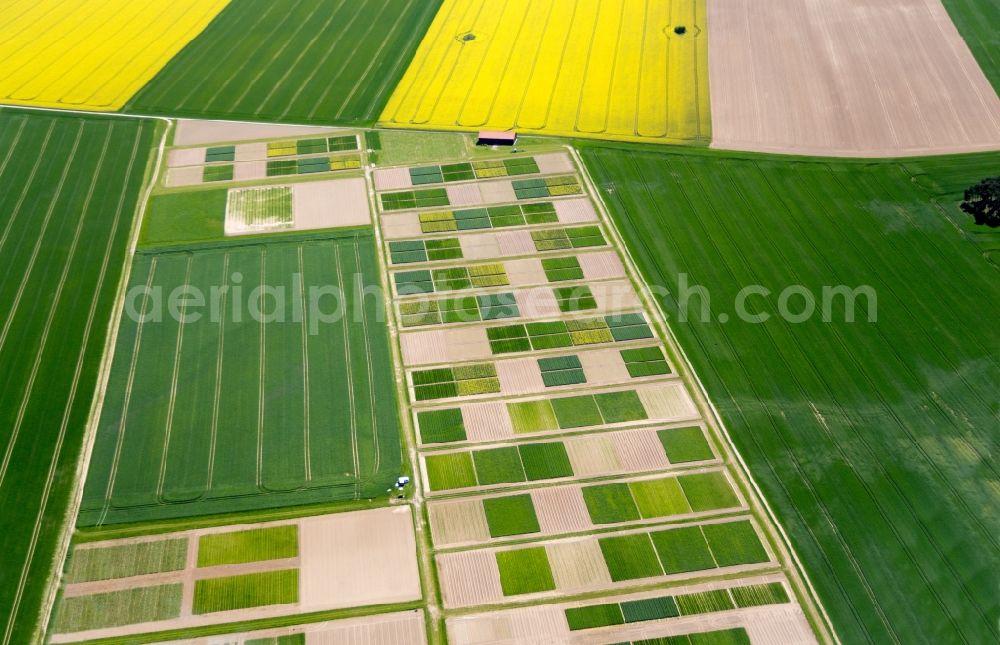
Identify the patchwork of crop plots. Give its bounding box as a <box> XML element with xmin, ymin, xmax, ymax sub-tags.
<box><xmin>50</xmin><ymin>508</ymin><xmax>420</xmax><ymax>642</ymax></box>
<box><xmin>0</xmin><ymin>110</ymin><xmax>156</xmax><ymax>644</ymax></box>
<box><xmin>127</xmin><ymin>0</ymin><xmax>443</xmax><ymax>125</ymax></box>
<box><xmin>370</xmin><ymin>145</ymin><xmax>823</xmax><ymax>643</ymax></box>
<box><xmin>447</xmin><ymin>575</ymin><xmax>813</xmax><ymax>644</ymax></box>
<box><xmin>581</xmin><ymin>145</ymin><xmax>1000</xmax><ymax>644</ymax></box>
<box><xmin>165</xmin><ymin>134</ymin><xmax>362</xmax><ymax>188</ymax></box>
<box><xmin>380</xmin><ymin>0</ymin><xmax>710</xmax><ymax>144</ymax></box>
<box><xmin>0</xmin><ymin>0</ymin><xmax>229</xmax><ymax>111</ymax></box>
<box><xmin>145</xmin><ymin>130</ymin><xmax>371</xmax><ymax>245</ymax></box>
<box><xmin>79</xmin><ymin>229</ymin><xmax>400</xmax><ymax>525</ymax></box>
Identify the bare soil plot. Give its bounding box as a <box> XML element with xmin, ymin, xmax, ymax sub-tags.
<box><xmin>299</xmin><ymin>507</ymin><xmax>421</xmax><ymax>610</ymax></box>
<box><xmin>708</xmin><ymin>0</ymin><xmax>1000</xmax><ymax>156</ymax></box>
<box><xmin>165</xmin><ymin>165</ymin><xmax>205</xmax><ymax>188</ymax></box>
<box><xmin>292</xmin><ymin>177</ymin><xmax>371</xmax><ymax>230</ymax></box>
<box><xmin>535</xmin><ymin>153</ymin><xmax>575</xmax><ymax>175</ymax></box>
<box><xmin>553</xmin><ymin>198</ymin><xmax>599</xmax><ymax>224</ymax></box>
<box><xmin>173</xmin><ymin>120</ymin><xmax>347</xmax><ymax>146</ymax></box>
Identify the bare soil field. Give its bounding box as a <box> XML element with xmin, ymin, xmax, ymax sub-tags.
<box><xmin>292</xmin><ymin>178</ymin><xmax>371</xmax><ymax>230</ymax></box>
<box><xmin>173</xmin><ymin>120</ymin><xmax>347</xmax><ymax>146</ymax></box>
<box><xmin>708</xmin><ymin>0</ymin><xmax>1000</xmax><ymax>156</ymax></box>
<box><xmin>299</xmin><ymin>507</ymin><xmax>421</xmax><ymax>610</ymax></box>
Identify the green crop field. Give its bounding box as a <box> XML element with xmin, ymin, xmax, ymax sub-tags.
<box><xmin>483</xmin><ymin>494</ymin><xmax>540</xmax><ymax>538</ymax></box>
<box><xmin>67</xmin><ymin>539</ymin><xmax>188</xmax><ymax>583</ymax></box>
<box><xmin>126</xmin><ymin>0</ymin><xmax>442</xmax><ymax>125</ymax></box>
<box><xmin>197</xmin><ymin>525</ymin><xmax>298</xmax><ymax>567</ymax></box>
<box><xmin>940</xmin><ymin>0</ymin><xmax>1000</xmax><ymax>91</ymax></box>
<box><xmin>0</xmin><ymin>109</ymin><xmax>155</xmax><ymax>643</ymax></box>
<box><xmin>79</xmin><ymin>231</ymin><xmax>401</xmax><ymax>525</ymax></box>
<box><xmin>582</xmin><ymin>144</ymin><xmax>1000</xmax><ymax>644</ymax></box>
<box><xmin>54</xmin><ymin>584</ymin><xmax>182</xmax><ymax>633</ymax></box>
<box><xmin>140</xmin><ymin>189</ymin><xmax>228</xmax><ymax>247</ymax></box>
<box><xmin>193</xmin><ymin>569</ymin><xmax>298</xmax><ymax>614</ymax></box>
<box><xmin>495</xmin><ymin>547</ymin><xmax>556</xmax><ymax>596</ymax></box>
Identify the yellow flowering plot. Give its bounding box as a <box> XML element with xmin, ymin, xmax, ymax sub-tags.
<box><xmin>380</xmin><ymin>0</ymin><xmax>710</xmax><ymax>145</ymax></box>
<box><xmin>0</xmin><ymin>0</ymin><xmax>231</xmax><ymax>111</ymax></box>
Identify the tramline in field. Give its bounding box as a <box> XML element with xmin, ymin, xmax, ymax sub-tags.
<box><xmin>79</xmin><ymin>231</ymin><xmax>401</xmax><ymax>525</ymax></box>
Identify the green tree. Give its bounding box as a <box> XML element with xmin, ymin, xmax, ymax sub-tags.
<box><xmin>960</xmin><ymin>176</ymin><xmax>1000</xmax><ymax>227</ymax></box>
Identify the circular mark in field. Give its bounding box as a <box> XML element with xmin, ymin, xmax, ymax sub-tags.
<box><xmin>717</xmin><ymin>313</ymin><xmax>729</xmax><ymax>323</ymax></box>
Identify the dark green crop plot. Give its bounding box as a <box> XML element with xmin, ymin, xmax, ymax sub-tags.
<box><xmin>127</xmin><ymin>0</ymin><xmax>442</xmax><ymax>125</ymax></box>
<box><xmin>483</xmin><ymin>494</ymin><xmax>540</xmax><ymax>537</ymax></box>
<box><xmin>656</xmin><ymin>426</ymin><xmax>715</xmax><ymax>463</ymax></box>
<box><xmin>417</xmin><ymin>408</ymin><xmax>467</xmax><ymax>443</ymax></box>
<box><xmin>473</xmin><ymin>447</ymin><xmax>526</xmax><ymax>485</ymax></box>
<box><xmin>0</xmin><ymin>110</ymin><xmax>155</xmax><ymax>642</ymax></box>
<box><xmin>582</xmin><ymin>483</ymin><xmax>641</xmax><ymax>524</ymax></box>
<box><xmin>598</xmin><ymin>534</ymin><xmax>663</xmax><ymax>582</ymax></box>
<box><xmin>650</xmin><ymin>525</ymin><xmax>716</xmax><ymax>575</ymax></box>
<box><xmin>565</xmin><ymin>603</ymin><xmax>624</xmax><ymax>630</ymax></box>
<box><xmin>583</xmin><ymin>145</ymin><xmax>1000</xmax><ymax>644</ymax></box>
<box><xmin>140</xmin><ymin>189</ymin><xmax>228</xmax><ymax>247</ymax></box>
<box><xmin>79</xmin><ymin>231</ymin><xmax>401</xmax><ymax>525</ymax></box>
<box><xmin>701</xmin><ymin>520</ymin><xmax>769</xmax><ymax>567</ymax></box>
<box><xmin>519</xmin><ymin>442</ymin><xmax>574</xmax><ymax>480</ymax></box>
<box><xmin>678</xmin><ymin>472</ymin><xmax>740</xmax><ymax>512</ymax></box>
<box><xmin>496</xmin><ymin>547</ymin><xmax>556</xmax><ymax>596</ymax></box>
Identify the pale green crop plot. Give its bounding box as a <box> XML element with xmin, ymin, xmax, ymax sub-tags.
<box><xmin>197</xmin><ymin>526</ymin><xmax>298</xmax><ymax>567</ymax></box>
<box><xmin>80</xmin><ymin>231</ymin><xmax>401</xmax><ymax>525</ymax></box>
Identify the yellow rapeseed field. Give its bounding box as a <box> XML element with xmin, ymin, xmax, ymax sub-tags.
<box><xmin>0</xmin><ymin>0</ymin><xmax>230</xmax><ymax>112</ymax></box>
<box><xmin>380</xmin><ymin>0</ymin><xmax>710</xmax><ymax>144</ymax></box>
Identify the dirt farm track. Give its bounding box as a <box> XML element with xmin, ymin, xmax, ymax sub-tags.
<box><xmin>708</xmin><ymin>0</ymin><xmax>1000</xmax><ymax>156</ymax></box>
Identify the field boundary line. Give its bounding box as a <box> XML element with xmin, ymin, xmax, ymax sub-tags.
<box><xmin>206</xmin><ymin>253</ymin><xmax>230</xmax><ymax>489</ymax></box>
<box><xmin>352</xmin><ymin>238</ymin><xmax>380</xmax><ymax>473</ymax></box>
<box><xmin>256</xmin><ymin>247</ymin><xmax>267</xmax><ymax>488</ymax></box>
<box><xmin>568</xmin><ymin>145</ymin><xmax>840</xmax><ymax>645</ymax></box>
<box><xmin>32</xmin><ymin>117</ymin><xmax>171</xmax><ymax>645</ymax></box>
<box><xmin>333</xmin><ymin>245</ymin><xmax>360</xmax><ymax>482</ymax></box>
<box><xmin>363</xmin><ymin>162</ymin><xmax>445</xmax><ymax>645</ymax></box>
<box><xmin>298</xmin><ymin>247</ymin><xmax>312</xmax><ymax>481</ymax></box>
<box><xmin>156</xmin><ymin>256</ymin><xmax>194</xmax><ymax>499</ymax></box>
